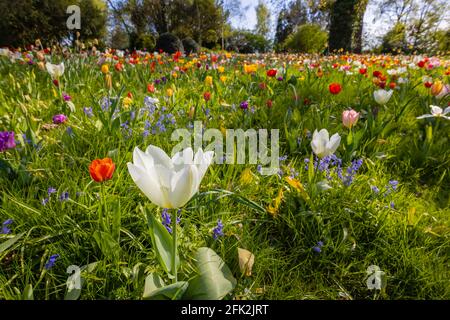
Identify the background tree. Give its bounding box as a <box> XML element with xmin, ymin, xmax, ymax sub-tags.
<box><xmin>0</xmin><ymin>0</ymin><xmax>107</xmax><ymax>48</ymax></box>
<box><xmin>284</xmin><ymin>23</ymin><xmax>328</xmax><ymax>53</ymax></box>
<box><xmin>328</xmin><ymin>0</ymin><xmax>368</xmax><ymax>52</ymax></box>
<box><xmin>255</xmin><ymin>0</ymin><xmax>271</xmax><ymax>37</ymax></box>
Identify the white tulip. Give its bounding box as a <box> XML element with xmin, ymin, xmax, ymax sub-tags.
<box><xmin>311</xmin><ymin>129</ymin><xmax>341</xmax><ymax>158</ymax></box>
<box><xmin>373</xmin><ymin>89</ymin><xmax>393</xmax><ymax>105</ymax></box>
<box><xmin>127</xmin><ymin>145</ymin><xmax>214</xmax><ymax>209</ymax></box>
<box><xmin>416</xmin><ymin>105</ymin><xmax>450</xmax><ymax>120</ymax></box>
<box><xmin>45</xmin><ymin>62</ymin><xmax>65</xmax><ymax>78</ymax></box>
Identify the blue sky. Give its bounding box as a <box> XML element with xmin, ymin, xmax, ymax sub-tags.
<box><xmin>229</xmin><ymin>0</ymin><xmax>391</xmax><ymax>48</ymax></box>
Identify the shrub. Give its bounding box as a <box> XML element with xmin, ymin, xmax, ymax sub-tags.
<box><xmin>156</xmin><ymin>33</ymin><xmax>184</xmax><ymax>54</ymax></box>
<box><xmin>381</xmin><ymin>23</ymin><xmax>408</xmax><ymax>53</ymax></box>
<box><xmin>129</xmin><ymin>32</ymin><xmax>155</xmax><ymax>51</ymax></box>
<box><xmin>283</xmin><ymin>24</ymin><xmax>328</xmax><ymax>53</ymax></box>
<box><xmin>182</xmin><ymin>37</ymin><xmax>200</xmax><ymax>54</ymax></box>
<box><xmin>226</xmin><ymin>31</ymin><xmax>270</xmax><ymax>53</ymax></box>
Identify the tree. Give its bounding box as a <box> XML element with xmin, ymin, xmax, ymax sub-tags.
<box><xmin>284</xmin><ymin>24</ymin><xmax>328</xmax><ymax>53</ymax></box>
<box><xmin>255</xmin><ymin>0</ymin><xmax>271</xmax><ymax>37</ymax></box>
<box><xmin>375</xmin><ymin>0</ymin><xmax>449</xmax><ymax>53</ymax></box>
<box><xmin>0</xmin><ymin>0</ymin><xmax>107</xmax><ymax>47</ymax></box>
<box><xmin>381</xmin><ymin>22</ymin><xmax>408</xmax><ymax>53</ymax></box>
<box><xmin>328</xmin><ymin>0</ymin><xmax>368</xmax><ymax>53</ymax></box>
<box><xmin>226</xmin><ymin>30</ymin><xmax>270</xmax><ymax>53</ymax></box>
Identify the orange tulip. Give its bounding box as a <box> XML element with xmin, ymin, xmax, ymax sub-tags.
<box><xmin>89</xmin><ymin>158</ymin><xmax>115</xmax><ymax>182</ymax></box>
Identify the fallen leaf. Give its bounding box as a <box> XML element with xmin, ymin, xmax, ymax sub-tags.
<box><xmin>238</xmin><ymin>248</ymin><xmax>255</xmax><ymax>277</ymax></box>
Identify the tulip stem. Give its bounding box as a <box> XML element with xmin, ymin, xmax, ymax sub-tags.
<box><xmin>172</xmin><ymin>210</ymin><xmax>178</xmax><ymax>283</ymax></box>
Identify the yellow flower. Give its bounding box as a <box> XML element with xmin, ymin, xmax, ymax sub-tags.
<box><xmin>267</xmin><ymin>189</ymin><xmax>283</xmax><ymax>217</ymax></box>
<box><xmin>284</xmin><ymin>177</ymin><xmax>310</xmax><ymax>201</ymax></box>
<box><xmin>172</xmin><ymin>72</ymin><xmax>178</xmax><ymax>78</ymax></box>
<box><xmin>220</xmin><ymin>75</ymin><xmax>227</xmax><ymax>83</ymax></box>
<box><xmin>225</xmin><ymin>52</ymin><xmax>232</xmax><ymax>59</ymax></box>
<box><xmin>431</xmin><ymin>80</ymin><xmax>444</xmax><ymax>96</ymax></box>
<box><xmin>166</xmin><ymin>88</ymin><xmax>174</xmax><ymax>97</ymax></box>
<box><xmin>101</xmin><ymin>64</ymin><xmax>109</xmax><ymax>74</ymax></box>
<box><xmin>205</xmin><ymin>76</ymin><xmax>213</xmax><ymax>86</ymax></box>
<box><xmin>123</xmin><ymin>97</ymin><xmax>133</xmax><ymax>108</ymax></box>
<box><xmin>244</xmin><ymin>64</ymin><xmax>257</xmax><ymax>74</ymax></box>
<box><xmin>217</xmin><ymin>66</ymin><xmax>225</xmax><ymax>73</ymax></box>
<box><xmin>240</xmin><ymin>168</ymin><xmax>254</xmax><ymax>185</ymax></box>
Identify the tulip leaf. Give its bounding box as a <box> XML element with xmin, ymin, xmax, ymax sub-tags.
<box><xmin>22</xmin><ymin>284</ymin><xmax>34</xmax><ymax>300</ymax></box>
<box><xmin>142</xmin><ymin>273</ymin><xmax>164</xmax><ymax>298</ymax></box>
<box><xmin>143</xmin><ymin>278</ymin><xmax>188</xmax><ymax>300</ymax></box>
<box><xmin>145</xmin><ymin>208</ymin><xmax>180</xmax><ymax>275</ymax></box>
<box><xmin>183</xmin><ymin>247</ymin><xmax>236</xmax><ymax>300</ymax></box>
<box><xmin>93</xmin><ymin>231</ymin><xmax>120</xmax><ymax>262</ymax></box>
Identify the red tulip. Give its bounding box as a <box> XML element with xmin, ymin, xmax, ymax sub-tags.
<box><xmin>329</xmin><ymin>83</ymin><xmax>342</xmax><ymax>95</ymax></box>
<box><xmin>266</xmin><ymin>69</ymin><xmax>277</xmax><ymax>77</ymax></box>
<box><xmin>89</xmin><ymin>158</ymin><xmax>115</xmax><ymax>182</ymax></box>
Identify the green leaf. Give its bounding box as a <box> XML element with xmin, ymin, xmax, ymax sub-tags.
<box><xmin>143</xmin><ymin>278</ymin><xmax>188</xmax><ymax>300</ymax></box>
<box><xmin>0</xmin><ymin>232</ymin><xmax>25</xmax><ymax>255</ymax></box>
<box><xmin>93</xmin><ymin>230</ymin><xmax>120</xmax><ymax>262</ymax></box>
<box><xmin>142</xmin><ymin>273</ymin><xmax>165</xmax><ymax>298</ymax></box>
<box><xmin>183</xmin><ymin>247</ymin><xmax>236</xmax><ymax>300</ymax></box>
<box><xmin>145</xmin><ymin>207</ymin><xmax>179</xmax><ymax>275</ymax></box>
<box><xmin>23</xmin><ymin>284</ymin><xmax>34</xmax><ymax>300</ymax></box>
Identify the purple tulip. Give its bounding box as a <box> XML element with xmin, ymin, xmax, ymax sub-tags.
<box><xmin>53</xmin><ymin>114</ymin><xmax>68</xmax><ymax>124</ymax></box>
<box><xmin>0</xmin><ymin>131</ymin><xmax>16</xmax><ymax>152</ymax></box>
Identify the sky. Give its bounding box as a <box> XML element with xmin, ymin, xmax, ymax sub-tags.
<box><xmin>228</xmin><ymin>0</ymin><xmax>397</xmax><ymax>49</ymax></box>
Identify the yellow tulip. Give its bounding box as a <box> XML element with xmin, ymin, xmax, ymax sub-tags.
<box><xmin>166</xmin><ymin>88</ymin><xmax>174</xmax><ymax>97</ymax></box>
<box><xmin>431</xmin><ymin>81</ymin><xmax>444</xmax><ymax>96</ymax></box>
<box><xmin>205</xmin><ymin>76</ymin><xmax>213</xmax><ymax>86</ymax></box>
<box><xmin>101</xmin><ymin>64</ymin><xmax>109</xmax><ymax>74</ymax></box>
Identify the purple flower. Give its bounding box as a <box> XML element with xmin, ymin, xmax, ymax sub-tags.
<box><xmin>47</xmin><ymin>187</ymin><xmax>57</xmax><ymax>196</ymax></box>
<box><xmin>1</xmin><ymin>219</ymin><xmax>13</xmax><ymax>234</ymax></box>
<box><xmin>0</xmin><ymin>131</ymin><xmax>16</xmax><ymax>152</ymax></box>
<box><xmin>83</xmin><ymin>107</ymin><xmax>93</xmax><ymax>117</ymax></box>
<box><xmin>371</xmin><ymin>186</ymin><xmax>380</xmax><ymax>194</ymax></box>
<box><xmin>59</xmin><ymin>191</ymin><xmax>69</xmax><ymax>202</ymax></box>
<box><xmin>62</xmin><ymin>93</ymin><xmax>71</xmax><ymax>101</ymax></box>
<box><xmin>161</xmin><ymin>209</ymin><xmax>180</xmax><ymax>234</ymax></box>
<box><xmin>212</xmin><ymin>219</ymin><xmax>224</xmax><ymax>240</ymax></box>
<box><xmin>41</xmin><ymin>198</ymin><xmax>49</xmax><ymax>206</ymax></box>
<box><xmin>240</xmin><ymin>101</ymin><xmax>249</xmax><ymax>110</ymax></box>
<box><xmin>53</xmin><ymin>114</ymin><xmax>68</xmax><ymax>124</ymax></box>
<box><xmin>45</xmin><ymin>254</ymin><xmax>60</xmax><ymax>270</ymax></box>
<box><xmin>277</xmin><ymin>76</ymin><xmax>283</xmax><ymax>81</ymax></box>
<box><xmin>312</xmin><ymin>241</ymin><xmax>324</xmax><ymax>253</ymax></box>
<box><xmin>389</xmin><ymin>180</ymin><xmax>398</xmax><ymax>191</ymax></box>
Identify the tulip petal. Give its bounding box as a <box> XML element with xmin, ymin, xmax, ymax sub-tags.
<box><xmin>127</xmin><ymin>163</ymin><xmax>169</xmax><ymax>208</ymax></box>
<box><xmin>327</xmin><ymin>133</ymin><xmax>341</xmax><ymax>154</ymax></box>
<box><xmin>172</xmin><ymin>147</ymin><xmax>194</xmax><ymax>168</ymax></box>
<box><xmin>443</xmin><ymin>107</ymin><xmax>450</xmax><ymax>115</ymax></box>
<box><xmin>169</xmin><ymin>165</ymin><xmax>199</xmax><ymax>208</ymax></box>
<box><xmin>430</xmin><ymin>105</ymin><xmax>443</xmax><ymax>116</ymax></box>
<box><xmin>145</xmin><ymin>145</ymin><xmax>173</xmax><ymax>169</ymax></box>
<box><xmin>133</xmin><ymin>147</ymin><xmax>154</xmax><ymax>172</ymax></box>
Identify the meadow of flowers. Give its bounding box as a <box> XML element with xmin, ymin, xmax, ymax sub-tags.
<box><xmin>0</xmin><ymin>47</ymin><xmax>449</xmax><ymax>300</ymax></box>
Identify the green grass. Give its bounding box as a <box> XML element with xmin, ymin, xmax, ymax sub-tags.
<box><xmin>0</xmin><ymin>52</ymin><xmax>449</xmax><ymax>299</ymax></box>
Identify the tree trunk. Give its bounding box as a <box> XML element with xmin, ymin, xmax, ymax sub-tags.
<box><xmin>328</xmin><ymin>0</ymin><xmax>363</xmax><ymax>52</ymax></box>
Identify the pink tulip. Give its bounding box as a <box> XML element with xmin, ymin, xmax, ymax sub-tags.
<box><xmin>342</xmin><ymin>109</ymin><xmax>360</xmax><ymax>129</ymax></box>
